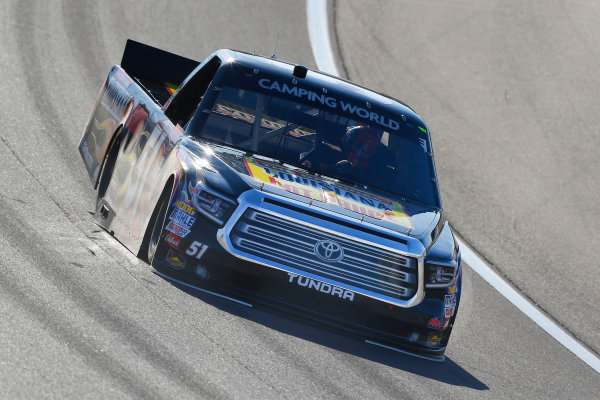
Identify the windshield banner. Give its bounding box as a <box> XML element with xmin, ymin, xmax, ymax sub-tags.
<box><xmin>244</xmin><ymin>157</ymin><xmax>414</xmax><ymax>230</ymax></box>
<box><xmin>258</xmin><ymin>78</ymin><xmax>401</xmax><ymax>132</ymax></box>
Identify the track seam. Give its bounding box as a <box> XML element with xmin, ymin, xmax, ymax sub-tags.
<box><xmin>0</xmin><ymin>135</ymin><xmax>74</xmax><ymax>224</ymax></box>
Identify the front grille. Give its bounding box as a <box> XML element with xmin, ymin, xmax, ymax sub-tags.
<box><xmin>229</xmin><ymin>208</ymin><xmax>418</xmax><ymax>300</ymax></box>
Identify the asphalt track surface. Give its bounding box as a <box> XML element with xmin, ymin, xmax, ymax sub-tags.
<box><xmin>0</xmin><ymin>0</ymin><xmax>598</xmax><ymax>398</ymax></box>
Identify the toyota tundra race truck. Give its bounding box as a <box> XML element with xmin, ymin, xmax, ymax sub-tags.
<box><xmin>78</xmin><ymin>39</ymin><xmax>461</xmax><ymax>362</ymax></box>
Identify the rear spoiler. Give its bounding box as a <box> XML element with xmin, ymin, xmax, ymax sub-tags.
<box><xmin>120</xmin><ymin>39</ymin><xmax>200</xmax><ymax>87</ymax></box>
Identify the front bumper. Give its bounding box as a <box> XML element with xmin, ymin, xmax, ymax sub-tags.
<box><xmin>152</xmin><ymin>190</ymin><xmax>461</xmax><ymax>360</ymax></box>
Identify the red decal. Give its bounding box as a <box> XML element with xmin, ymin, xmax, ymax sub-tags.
<box><xmin>164</xmin><ymin>232</ymin><xmax>181</xmax><ymax>249</ymax></box>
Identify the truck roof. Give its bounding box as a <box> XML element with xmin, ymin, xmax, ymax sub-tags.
<box><xmin>210</xmin><ymin>49</ymin><xmax>427</xmax><ymax>133</ymax></box>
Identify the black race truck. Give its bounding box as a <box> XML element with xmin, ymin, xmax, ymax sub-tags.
<box><xmin>79</xmin><ymin>40</ymin><xmax>461</xmax><ymax>361</ymax></box>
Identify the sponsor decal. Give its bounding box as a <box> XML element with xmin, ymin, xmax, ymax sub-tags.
<box><xmin>165</xmin><ymin>249</ymin><xmax>185</xmax><ymax>270</ymax></box>
<box><xmin>447</xmin><ymin>284</ymin><xmax>459</xmax><ymax>295</ymax></box>
<box><xmin>166</xmin><ymin>221</ymin><xmax>190</xmax><ymax>238</ymax></box>
<box><xmin>244</xmin><ymin>158</ymin><xmax>414</xmax><ymax>229</ymax></box>
<box><xmin>427</xmin><ymin>317</ymin><xmax>444</xmax><ymax>330</ymax></box>
<box><xmin>169</xmin><ymin>208</ymin><xmax>196</xmax><ymax>230</ymax></box>
<box><xmin>444</xmin><ymin>293</ymin><xmax>457</xmax><ymax>318</ymax></box>
<box><xmin>172</xmin><ymin>199</ymin><xmax>196</xmax><ymax>216</ymax></box>
<box><xmin>164</xmin><ymin>232</ymin><xmax>181</xmax><ymax>249</ymax></box>
<box><xmin>443</xmin><ymin>319</ymin><xmax>450</xmax><ymax>329</ymax></box>
<box><xmin>186</xmin><ymin>241</ymin><xmax>208</xmax><ymax>260</ymax></box>
<box><xmin>257</xmin><ymin>78</ymin><xmax>402</xmax><ymax>132</ymax></box>
<box><xmin>444</xmin><ymin>294</ymin><xmax>457</xmax><ymax>308</ymax></box>
<box><xmin>288</xmin><ymin>272</ymin><xmax>354</xmax><ymax>301</ymax></box>
<box><xmin>427</xmin><ymin>333</ymin><xmax>441</xmax><ymax>346</ymax></box>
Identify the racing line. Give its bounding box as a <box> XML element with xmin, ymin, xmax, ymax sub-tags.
<box><xmin>306</xmin><ymin>0</ymin><xmax>600</xmax><ymax>374</ymax></box>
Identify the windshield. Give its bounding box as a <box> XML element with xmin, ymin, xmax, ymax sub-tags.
<box><xmin>190</xmin><ymin>85</ymin><xmax>440</xmax><ymax>207</ymax></box>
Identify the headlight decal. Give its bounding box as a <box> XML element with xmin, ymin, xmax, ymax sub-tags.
<box><xmin>424</xmin><ymin>260</ymin><xmax>457</xmax><ymax>287</ymax></box>
<box><xmin>426</xmin><ymin>263</ymin><xmax>456</xmax><ymax>285</ymax></box>
<box><xmin>189</xmin><ymin>182</ymin><xmax>236</xmax><ymax>226</ymax></box>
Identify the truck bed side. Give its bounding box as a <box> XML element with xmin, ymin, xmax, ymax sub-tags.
<box><xmin>78</xmin><ymin>40</ymin><xmax>200</xmax><ymax>185</ymax></box>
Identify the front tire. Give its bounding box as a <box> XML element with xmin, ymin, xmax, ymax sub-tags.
<box><xmin>139</xmin><ymin>184</ymin><xmax>172</xmax><ymax>264</ymax></box>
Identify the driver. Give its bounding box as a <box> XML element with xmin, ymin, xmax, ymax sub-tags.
<box><xmin>335</xmin><ymin>125</ymin><xmax>398</xmax><ymax>187</ymax></box>
<box><xmin>341</xmin><ymin>125</ymin><xmax>382</xmax><ymax>170</ymax></box>
<box><xmin>300</xmin><ymin>125</ymin><xmax>391</xmax><ymax>185</ymax></box>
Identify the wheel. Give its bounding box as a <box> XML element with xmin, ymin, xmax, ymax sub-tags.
<box><xmin>141</xmin><ymin>185</ymin><xmax>172</xmax><ymax>265</ymax></box>
<box><xmin>96</xmin><ymin>130</ymin><xmax>122</xmax><ymax>207</ymax></box>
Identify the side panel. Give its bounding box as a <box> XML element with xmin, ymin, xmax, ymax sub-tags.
<box><xmin>79</xmin><ymin>64</ymin><xmax>187</xmax><ymax>253</ymax></box>
<box><xmin>98</xmin><ymin>98</ymin><xmax>185</xmax><ymax>252</ymax></box>
<box><xmin>78</xmin><ymin>66</ymin><xmax>135</xmax><ymax>185</ymax></box>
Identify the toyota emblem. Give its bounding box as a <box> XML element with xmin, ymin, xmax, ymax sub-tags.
<box><xmin>314</xmin><ymin>240</ymin><xmax>344</xmax><ymax>262</ymax></box>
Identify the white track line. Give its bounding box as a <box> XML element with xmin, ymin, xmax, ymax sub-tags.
<box><xmin>306</xmin><ymin>0</ymin><xmax>340</xmax><ymax>76</ymax></box>
<box><xmin>456</xmin><ymin>236</ymin><xmax>600</xmax><ymax>373</ymax></box>
<box><xmin>306</xmin><ymin>0</ymin><xmax>600</xmax><ymax>374</ymax></box>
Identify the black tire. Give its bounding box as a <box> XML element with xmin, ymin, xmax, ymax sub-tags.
<box><xmin>96</xmin><ymin>129</ymin><xmax>122</xmax><ymax>207</ymax></box>
<box><xmin>140</xmin><ymin>184</ymin><xmax>172</xmax><ymax>264</ymax></box>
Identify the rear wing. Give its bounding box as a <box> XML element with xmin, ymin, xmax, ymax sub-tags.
<box><xmin>120</xmin><ymin>39</ymin><xmax>200</xmax><ymax>105</ymax></box>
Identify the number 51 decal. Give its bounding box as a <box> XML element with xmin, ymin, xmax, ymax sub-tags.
<box><xmin>186</xmin><ymin>241</ymin><xmax>208</xmax><ymax>259</ymax></box>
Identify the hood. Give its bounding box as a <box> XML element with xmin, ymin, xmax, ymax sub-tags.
<box><xmin>180</xmin><ymin>138</ymin><xmax>440</xmax><ymax>240</ymax></box>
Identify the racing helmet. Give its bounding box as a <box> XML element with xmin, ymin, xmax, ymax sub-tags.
<box><xmin>341</xmin><ymin>125</ymin><xmax>382</xmax><ymax>169</ymax></box>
